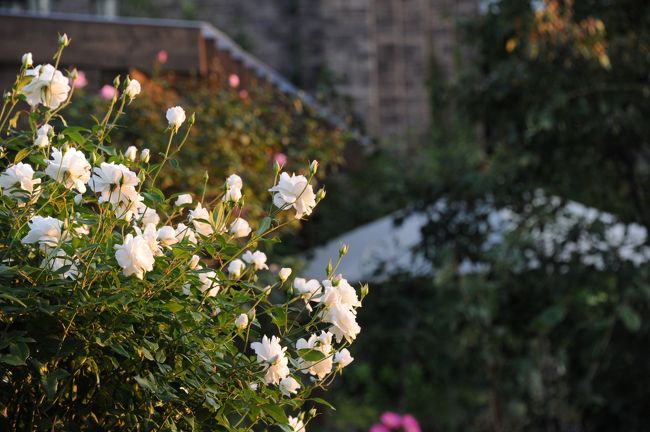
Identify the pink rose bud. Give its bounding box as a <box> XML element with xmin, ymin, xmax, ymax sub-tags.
<box><xmin>99</xmin><ymin>85</ymin><xmax>117</xmax><ymax>100</ymax></box>
<box><xmin>228</xmin><ymin>74</ymin><xmax>240</xmax><ymax>88</ymax></box>
<box><xmin>74</xmin><ymin>70</ymin><xmax>88</xmax><ymax>89</ymax></box>
<box><xmin>380</xmin><ymin>412</ymin><xmax>402</xmax><ymax>429</ymax></box>
<box><xmin>369</xmin><ymin>424</ymin><xmax>390</xmax><ymax>432</ymax></box>
<box><xmin>273</xmin><ymin>152</ymin><xmax>287</xmax><ymax>167</ymax></box>
<box><xmin>157</xmin><ymin>49</ymin><xmax>168</xmax><ymax>64</ymax></box>
<box><xmin>239</xmin><ymin>89</ymin><xmax>249</xmax><ymax>100</ymax></box>
<box><xmin>401</xmin><ymin>414</ymin><xmax>421</xmax><ymax>432</ymax></box>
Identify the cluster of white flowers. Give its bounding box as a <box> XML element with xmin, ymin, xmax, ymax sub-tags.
<box><xmin>7</xmin><ymin>53</ymin><xmax>363</xmax><ymax>432</ymax></box>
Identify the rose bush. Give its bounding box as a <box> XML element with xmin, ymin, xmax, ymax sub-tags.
<box><xmin>0</xmin><ymin>40</ymin><xmax>366</xmax><ymax>431</ymax></box>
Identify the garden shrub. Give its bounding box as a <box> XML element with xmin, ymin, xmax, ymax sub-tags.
<box><xmin>0</xmin><ymin>39</ymin><xmax>365</xmax><ymax>431</ymax></box>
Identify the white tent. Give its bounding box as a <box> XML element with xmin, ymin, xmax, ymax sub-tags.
<box><xmin>305</xmin><ymin>196</ymin><xmax>650</xmax><ymax>283</ymax></box>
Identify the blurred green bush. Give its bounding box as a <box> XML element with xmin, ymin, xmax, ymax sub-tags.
<box><xmin>67</xmin><ymin>72</ymin><xmax>349</xmax><ymax>224</ymax></box>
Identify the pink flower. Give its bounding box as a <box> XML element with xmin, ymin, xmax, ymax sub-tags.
<box><xmin>157</xmin><ymin>50</ymin><xmax>168</xmax><ymax>64</ymax></box>
<box><xmin>380</xmin><ymin>412</ymin><xmax>402</xmax><ymax>429</ymax></box>
<box><xmin>239</xmin><ymin>89</ymin><xmax>249</xmax><ymax>100</ymax></box>
<box><xmin>74</xmin><ymin>71</ymin><xmax>87</xmax><ymax>89</ymax></box>
<box><xmin>229</xmin><ymin>74</ymin><xmax>240</xmax><ymax>88</ymax></box>
<box><xmin>401</xmin><ymin>414</ymin><xmax>421</xmax><ymax>432</ymax></box>
<box><xmin>369</xmin><ymin>424</ymin><xmax>390</xmax><ymax>432</ymax></box>
<box><xmin>99</xmin><ymin>85</ymin><xmax>117</xmax><ymax>100</ymax></box>
<box><xmin>273</xmin><ymin>152</ymin><xmax>287</xmax><ymax>167</ymax></box>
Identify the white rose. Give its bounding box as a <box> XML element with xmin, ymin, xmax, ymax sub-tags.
<box><xmin>269</xmin><ymin>172</ymin><xmax>316</xmax><ymax>219</ymax></box>
<box><xmin>125</xmin><ymin>145</ymin><xmax>137</xmax><ymax>161</ymax></box>
<box><xmin>0</xmin><ymin>162</ymin><xmax>41</xmax><ymax>199</ymax></box>
<box><xmin>124</xmin><ymin>79</ymin><xmax>141</xmax><ymax>100</ymax></box>
<box><xmin>21</xmin><ymin>216</ymin><xmax>67</xmax><ymax>251</ymax></box>
<box><xmin>45</xmin><ymin>147</ymin><xmax>91</xmax><ymax>193</ymax></box>
<box><xmin>229</xmin><ymin>217</ymin><xmax>251</xmax><ymax>238</ymax></box>
<box><xmin>288</xmin><ymin>416</ymin><xmax>305</xmax><ymax>432</ymax></box>
<box><xmin>235</xmin><ymin>313</ymin><xmax>249</xmax><ymax>329</ymax></box>
<box><xmin>41</xmin><ymin>250</ymin><xmax>78</xmax><ymax>280</ymax></box>
<box><xmin>242</xmin><ymin>250</ymin><xmax>269</xmax><ymax>271</ymax></box>
<box><xmin>156</xmin><ymin>226</ymin><xmax>178</xmax><ymax>247</ymax></box>
<box><xmin>114</xmin><ymin>233</ymin><xmax>155</xmax><ymax>279</ymax></box>
<box><xmin>34</xmin><ymin>124</ymin><xmax>53</xmax><ymax>148</ymax></box>
<box><xmin>227</xmin><ymin>259</ymin><xmax>246</xmax><ymax>279</ymax></box>
<box><xmin>294</xmin><ymin>278</ymin><xmax>322</xmax><ymax>310</ymax></box>
<box><xmin>140</xmin><ymin>148</ymin><xmax>150</xmax><ymax>163</ymax></box>
<box><xmin>22</xmin><ymin>52</ymin><xmax>33</xmax><ymax>67</ymax></box>
<box><xmin>189</xmin><ymin>254</ymin><xmax>200</xmax><ymax>270</ymax></box>
<box><xmin>250</xmin><ymin>335</ymin><xmax>290</xmax><ymax>385</ymax></box>
<box><xmin>174</xmin><ymin>223</ymin><xmax>197</xmax><ymax>244</ymax></box>
<box><xmin>22</xmin><ymin>64</ymin><xmax>71</xmax><ymax>109</ymax></box>
<box><xmin>198</xmin><ymin>269</ymin><xmax>220</xmax><ymax>296</ymax></box>
<box><xmin>279</xmin><ymin>267</ymin><xmax>292</xmax><ymax>282</ymax></box>
<box><xmin>134</xmin><ymin>223</ymin><xmax>162</xmax><ymax>257</ymax></box>
<box><xmin>319</xmin><ymin>278</ymin><xmax>361</xmax><ymax>308</ymax></box>
<box><xmin>89</xmin><ymin>162</ymin><xmax>139</xmax><ymax>205</ymax></box>
<box><xmin>296</xmin><ymin>331</ymin><xmax>334</xmax><ymax>379</ymax></box>
<box><xmin>138</xmin><ymin>206</ymin><xmax>160</xmax><ymax>226</ymax></box>
<box><xmin>279</xmin><ymin>376</ymin><xmax>301</xmax><ymax>396</ymax></box>
<box><xmin>166</xmin><ymin>106</ymin><xmax>186</xmax><ymax>130</ymax></box>
<box><xmin>188</xmin><ymin>203</ymin><xmax>214</xmax><ymax>236</ymax></box>
<box><xmin>334</xmin><ymin>348</ymin><xmax>354</xmax><ymax>369</ymax></box>
<box><xmin>174</xmin><ymin>193</ymin><xmax>192</xmax><ymax>206</ymax></box>
<box><xmin>324</xmin><ymin>303</ymin><xmax>361</xmax><ymax>343</ymax></box>
<box><xmin>223</xmin><ymin>174</ymin><xmax>243</xmax><ymax>202</ymax></box>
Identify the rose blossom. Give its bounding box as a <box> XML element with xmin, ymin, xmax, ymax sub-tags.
<box><xmin>166</xmin><ymin>106</ymin><xmax>186</xmax><ymax>131</ymax></box>
<box><xmin>188</xmin><ymin>203</ymin><xmax>214</xmax><ymax>236</ymax></box>
<box><xmin>100</xmin><ymin>85</ymin><xmax>117</xmax><ymax>100</ymax></box>
<box><xmin>250</xmin><ymin>335</ymin><xmax>290</xmax><ymax>385</ymax></box>
<box><xmin>0</xmin><ymin>162</ymin><xmax>41</xmax><ymax>199</ymax></box>
<box><xmin>124</xmin><ymin>79</ymin><xmax>141</xmax><ymax>100</ymax></box>
<box><xmin>235</xmin><ymin>313</ymin><xmax>249</xmax><ymax>329</ymax></box>
<box><xmin>334</xmin><ymin>348</ymin><xmax>354</xmax><ymax>369</ymax></box>
<box><xmin>223</xmin><ymin>174</ymin><xmax>243</xmax><ymax>202</ymax></box>
<box><xmin>380</xmin><ymin>412</ymin><xmax>402</xmax><ymax>429</ymax></box>
<box><xmin>227</xmin><ymin>259</ymin><xmax>246</xmax><ymax>279</ymax></box>
<box><xmin>22</xmin><ymin>64</ymin><xmax>70</xmax><ymax>109</ymax></box>
<box><xmin>45</xmin><ymin>148</ymin><xmax>91</xmax><ymax>193</ymax></box>
<box><xmin>21</xmin><ymin>216</ymin><xmax>67</xmax><ymax>250</ymax></box>
<box><xmin>269</xmin><ymin>172</ymin><xmax>316</xmax><ymax>219</ymax></box>
<box><xmin>242</xmin><ymin>250</ymin><xmax>269</xmax><ymax>271</ymax></box>
<box><xmin>279</xmin><ymin>377</ymin><xmax>300</xmax><ymax>396</ymax></box>
<box><xmin>229</xmin><ymin>217</ymin><xmax>251</xmax><ymax>238</ymax></box>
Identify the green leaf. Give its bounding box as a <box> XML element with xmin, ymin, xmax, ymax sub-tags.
<box><xmin>618</xmin><ymin>304</ymin><xmax>642</xmax><ymax>332</ymax></box>
<box><xmin>311</xmin><ymin>397</ymin><xmax>336</xmax><ymax>411</ymax></box>
<box><xmin>63</xmin><ymin>128</ymin><xmax>86</xmax><ymax>145</ymax></box>
<box><xmin>256</xmin><ymin>216</ymin><xmax>272</xmax><ymax>235</ymax></box>
<box><xmin>14</xmin><ymin>148</ymin><xmax>31</xmax><ymax>164</ymax></box>
<box><xmin>110</xmin><ymin>342</ymin><xmax>130</xmax><ymax>358</ymax></box>
<box><xmin>261</xmin><ymin>403</ymin><xmax>288</xmax><ymax>424</ymax></box>
<box><xmin>298</xmin><ymin>348</ymin><xmax>326</xmax><ymax>362</ymax></box>
<box><xmin>165</xmin><ymin>302</ymin><xmax>184</xmax><ymax>313</ymax></box>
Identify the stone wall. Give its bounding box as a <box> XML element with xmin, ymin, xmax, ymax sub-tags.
<box><xmin>12</xmin><ymin>0</ymin><xmax>480</xmax><ymax>145</ymax></box>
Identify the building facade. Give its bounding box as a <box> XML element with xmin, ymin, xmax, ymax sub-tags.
<box><xmin>1</xmin><ymin>0</ymin><xmax>479</xmax><ymax>145</ymax></box>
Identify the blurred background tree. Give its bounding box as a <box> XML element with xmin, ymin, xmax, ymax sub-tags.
<box><xmin>66</xmin><ymin>72</ymin><xmax>349</xmax><ymax>225</ymax></box>
<box><xmin>309</xmin><ymin>1</ymin><xmax>650</xmax><ymax>431</ymax></box>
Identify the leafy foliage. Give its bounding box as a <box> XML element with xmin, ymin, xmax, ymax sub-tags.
<box><xmin>0</xmin><ymin>42</ymin><xmax>362</xmax><ymax>431</ymax></box>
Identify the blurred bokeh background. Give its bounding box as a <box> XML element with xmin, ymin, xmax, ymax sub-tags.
<box><xmin>1</xmin><ymin>0</ymin><xmax>650</xmax><ymax>431</ymax></box>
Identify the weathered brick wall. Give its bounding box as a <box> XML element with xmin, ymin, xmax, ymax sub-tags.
<box><xmin>20</xmin><ymin>0</ymin><xmax>480</xmax><ymax>145</ymax></box>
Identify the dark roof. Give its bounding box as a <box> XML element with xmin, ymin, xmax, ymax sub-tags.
<box><xmin>0</xmin><ymin>10</ymin><xmax>367</xmax><ymax>141</ymax></box>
